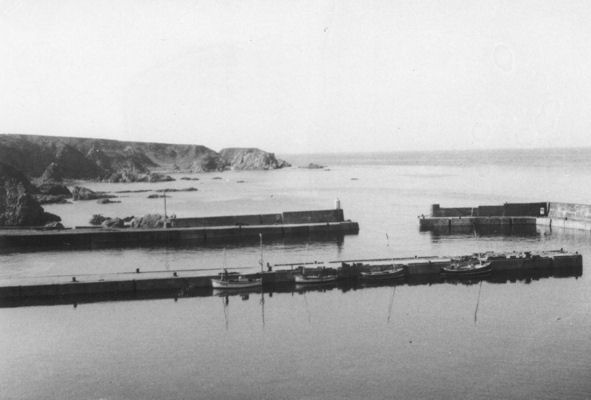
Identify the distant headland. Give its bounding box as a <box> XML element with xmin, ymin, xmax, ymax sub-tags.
<box><xmin>0</xmin><ymin>134</ymin><xmax>291</xmax><ymax>181</ymax></box>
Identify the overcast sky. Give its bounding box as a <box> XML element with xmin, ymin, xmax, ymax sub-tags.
<box><xmin>1</xmin><ymin>0</ymin><xmax>590</xmax><ymax>153</ymax></box>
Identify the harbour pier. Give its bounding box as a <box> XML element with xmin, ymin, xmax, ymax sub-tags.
<box><xmin>0</xmin><ymin>209</ymin><xmax>359</xmax><ymax>251</ymax></box>
<box><xmin>419</xmin><ymin>201</ymin><xmax>591</xmax><ymax>234</ymax></box>
<box><xmin>0</xmin><ymin>250</ymin><xmax>581</xmax><ymax>306</ymax></box>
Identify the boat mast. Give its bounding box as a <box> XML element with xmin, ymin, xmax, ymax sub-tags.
<box><xmin>163</xmin><ymin>191</ymin><xmax>168</xmax><ymax>228</ymax></box>
<box><xmin>386</xmin><ymin>232</ymin><xmax>394</xmax><ymax>265</ymax></box>
<box><xmin>259</xmin><ymin>233</ymin><xmax>263</xmax><ymax>273</ymax></box>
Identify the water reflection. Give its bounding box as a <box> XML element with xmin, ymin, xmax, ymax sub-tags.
<box><xmin>422</xmin><ymin>225</ymin><xmax>540</xmax><ymax>240</ymax></box>
<box><xmin>213</xmin><ymin>289</ymin><xmax>266</xmax><ymax>330</ymax></box>
<box><xmin>0</xmin><ymin>231</ymin><xmax>346</xmax><ymax>254</ymax></box>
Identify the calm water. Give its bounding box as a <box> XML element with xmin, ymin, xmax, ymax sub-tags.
<box><xmin>2</xmin><ymin>148</ymin><xmax>591</xmax><ymax>399</ymax></box>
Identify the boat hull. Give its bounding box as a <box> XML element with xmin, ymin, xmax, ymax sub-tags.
<box><xmin>441</xmin><ymin>262</ymin><xmax>492</xmax><ymax>277</ymax></box>
<box><xmin>360</xmin><ymin>268</ymin><xmax>405</xmax><ymax>280</ymax></box>
<box><xmin>211</xmin><ymin>278</ymin><xmax>262</xmax><ymax>289</ymax></box>
<box><xmin>293</xmin><ymin>274</ymin><xmax>338</xmax><ymax>284</ymax></box>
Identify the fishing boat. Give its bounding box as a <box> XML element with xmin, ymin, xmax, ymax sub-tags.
<box><xmin>359</xmin><ymin>264</ymin><xmax>405</xmax><ymax>280</ymax></box>
<box><xmin>294</xmin><ymin>273</ymin><xmax>338</xmax><ymax>284</ymax></box>
<box><xmin>211</xmin><ymin>270</ymin><xmax>262</xmax><ymax>289</ymax></box>
<box><xmin>441</xmin><ymin>260</ymin><xmax>492</xmax><ymax>277</ymax></box>
<box><xmin>293</xmin><ymin>264</ymin><xmax>338</xmax><ymax>284</ymax></box>
<box><xmin>211</xmin><ymin>234</ymin><xmax>265</xmax><ymax>289</ymax></box>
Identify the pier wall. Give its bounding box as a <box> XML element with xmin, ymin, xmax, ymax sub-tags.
<box><xmin>536</xmin><ymin>202</ymin><xmax>591</xmax><ymax>232</ymax></box>
<box><xmin>283</xmin><ymin>209</ymin><xmax>344</xmax><ymax>224</ymax></box>
<box><xmin>172</xmin><ymin>209</ymin><xmax>344</xmax><ymax>228</ymax></box>
<box><xmin>536</xmin><ymin>217</ymin><xmax>591</xmax><ymax>232</ymax></box>
<box><xmin>420</xmin><ymin>202</ymin><xmax>591</xmax><ymax>233</ymax></box>
<box><xmin>0</xmin><ymin>252</ymin><xmax>581</xmax><ymax>305</ymax></box>
<box><xmin>548</xmin><ymin>202</ymin><xmax>591</xmax><ymax>221</ymax></box>
<box><xmin>419</xmin><ymin>216</ymin><xmax>537</xmax><ymax>233</ymax></box>
<box><xmin>0</xmin><ymin>221</ymin><xmax>359</xmax><ymax>250</ymax></box>
<box><xmin>430</xmin><ymin>203</ymin><xmax>548</xmax><ymax>218</ymax></box>
<box><xmin>173</xmin><ymin>213</ymin><xmax>282</xmax><ymax>228</ymax></box>
<box><xmin>0</xmin><ymin>209</ymin><xmax>356</xmax><ymax>251</ymax></box>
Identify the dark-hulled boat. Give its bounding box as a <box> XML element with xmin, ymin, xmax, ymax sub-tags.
<box><xmin>441</xmin><ymin>261</ymin><xmax>492</xmax><ymax>277</ymax></box>
<box><xmin>359</xmin><ymin>264</ymin><xmax>405</xmax><ymax>280</ymax></box>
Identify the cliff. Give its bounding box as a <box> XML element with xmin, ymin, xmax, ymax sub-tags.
<box><xmin>219</xmin><ymin>148</ymin><xmax>291</xmax><ymax>170</ymax></box>
<box><xmin>0</xmin><ymin>163</ymin><xmax>61</xmax><ymax>226</ymax></box>
<box><xmin>0</xmin><ymin>134</ymin><xmax>289</xmax><ymax>180</ymax></box>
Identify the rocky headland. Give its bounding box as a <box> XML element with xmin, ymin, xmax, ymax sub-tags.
<box><xmin>0</xmin><ymin>163</ymin><xmax>61</xmax><ymax>226</ymax></box>
<box><xmin>219</xmin><ymin>148</ymin><xmax>290</xmax><ymax>170</ymax></box>
<box><xmin>0</xmin><ymin>134</ymin><xmax>291</xmax><ymax>182</ymax></box>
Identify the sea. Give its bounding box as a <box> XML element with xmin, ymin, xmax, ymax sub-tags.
<box><xmin>1</xmin><ymin>148</ymin><xmax>591</xmax><ymax>400</ymax></box>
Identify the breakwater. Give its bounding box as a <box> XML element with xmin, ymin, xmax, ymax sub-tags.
<box><xmin>0</xmin><ymin>209</ymin><xmax>358</xmax><ymax>251</ymax></box>
<box><xmin>0</xmin><ymin>250</ymin><xmax>581</xmax><ymax>306</ymax></box>
<box><xmin>420</xmin><ymin>202</ymin><xmax>591</xmax><ymax>233</ymax></box>
<box><xmin>172</xmin><ymin>209</ymin><xmax>345</xmax><ymax>227</ymax></box>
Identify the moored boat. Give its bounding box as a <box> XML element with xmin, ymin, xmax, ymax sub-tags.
<box><xmin>211</xmin><ymin>270</ymin><xmax>262</xmax><ymax>289</ymax></box>
<box><xmin>360</xmin><ymin>265</ymin><xmax>405</xmax><ymax>280</ymax></box>
<box><xmin>441</xmin><ymin>261</ymin><xmax>492</xmax><ymax>277</ymax></box>
<box><xmin>293</xmin><ymin>273</ymin><xmax>338</xmax><ymax>284</ymax></box>
<box><xmin>211</xmin><ymin>234</ymin><xmax>265</xmax><ymax>289</ymax></box>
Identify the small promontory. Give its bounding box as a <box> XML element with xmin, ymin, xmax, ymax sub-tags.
<box><xmin>0</xmin><ymin>162</ymin><xmax>61</xmax><ymax>226</ymax></box>
<box><xmin>219</xmin><ymin>148</ymin><xmax>291</xmax><ymax>170</ymax></box>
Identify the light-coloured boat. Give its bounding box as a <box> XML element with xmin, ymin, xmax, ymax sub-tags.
<box><xmin>211</xmin><ymin>272</ymin><xmax>262</xmax><ymax>289</ymax></box>
<box><xmin>294</xmin><ymin>273</ymin><xmax>338</xmax><ymax>284</ymax></box>
<box><xmin>211</xmin><ymin>234</ymin><xmax>266</xmax><ymax>289</ymax></box>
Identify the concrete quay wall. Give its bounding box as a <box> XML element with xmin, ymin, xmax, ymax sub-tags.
<box><xmin>536</xmin><ymin>217</ymin><xmax>591</xmax><ymax>232</ymax></box>
<box><xmin>547</xmin><ymin>202</ymin><xmax>591</xmax><ymax>221</ymax></box>
<box><xmin>0</xmin><ymin>275</ymin><xmax>214</xmax><ymax>300</ymax></box>
<box><xmin>392</xmin><ymin>252</ymin><xmax>580</xmax><ymax>275</ymax></box>
<box><xmin>0</xmin><ymin>221</ymin><xmax>360</xmax><ymax>250</ymax></box>
<box><xmin>173</xmin><ymin>209</ymin><xmax>345</xmax><ymax>228</ymax></box>
<box><xmin>423</xmin><ymin>202</ymin><xmax>591</xmax><ymax>233</ymax></box>
<box><xmin>419</xmin><ymin>216</ymin><xmax>537</xmax><ymax>232</ymax></box>
<box><xmin>0</xmin><ymin>252</ymin><xmax>581</xmax><ymax>303</ymax></box>
<box><xmin>430</xmin><ymin>203</ymin><xmax>548</xmax><ymax>218</ymax></box>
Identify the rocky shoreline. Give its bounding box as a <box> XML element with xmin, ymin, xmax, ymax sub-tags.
<box><xmin>0</xmin><ymin>134</ymin><xmax>292</xmax><ymax>227</ymax></box>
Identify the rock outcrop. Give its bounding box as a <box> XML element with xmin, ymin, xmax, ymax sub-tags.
<box><xmin>72</xmin><ymin>186</ymin><xmax>117</xmax><ymax>201</ymax></box>
<box><xmin>35</xmin><ymin>195</ymin><xmax>71</xmax><ymax>205</ymax></box>
<box><xmin>40</xmin><ymin>162</ymin><xmax>65</xmax><ymax>183</ymax></box>
<box><xmin>96</xmin><ymin>198</ymin><xmax>121</xmax><ymax>204</ymax></box>
<box><xmin>148</xmin><ymin>173</ymin><xmax>175</xmax><ymax>182</ymax></box>
<box><xmin>0</xmin><ymin>163</ymin><xmax>61</xmax><ymax>226</ymax></box>
<box><xmin>101</xmin><ymin>217</ymin><xmax>124</xmax><ymax>228</ymax></box>
<box><xmin>219</xmin><ymin>148</ymin><xmax>290</xmax><ymax>170</ymax></box>
<box><xmin>90</xmin><ymin>214</ymin><xmax>134</xmax><ymax>226</ymax></box>
<box><xmin>301</xmin><ymin>162</ymin><xmax>325</xmax><ymax>169</ymax></box>
<box><xmin>131</xmin><ymin>214</ymin><xmax>166</xmax><ymax>228</ymax></box>
<box><xmin>36</xmin><ymin>183</ymin><xmax>72</xmax><ymax>197</ymax></box>
<box><xmin>90</xmin><ymin>214</ymin><xmax>108</xmax><ymax>225</ymax></box>
<box><xmin>105</xmin><ymin>171</ymin><xmax>175</xmax><ymax>183</ymax></box>
<box><xmin>34</xmin><ymin>162</ymin><xmax>73</xmax><ymax>204</ymax></box>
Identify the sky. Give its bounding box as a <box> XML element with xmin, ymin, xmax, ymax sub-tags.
<box><xmin>1</xmin><ymin>0</ymin><xmax>590</xmax><ymax>154</ymax></box>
